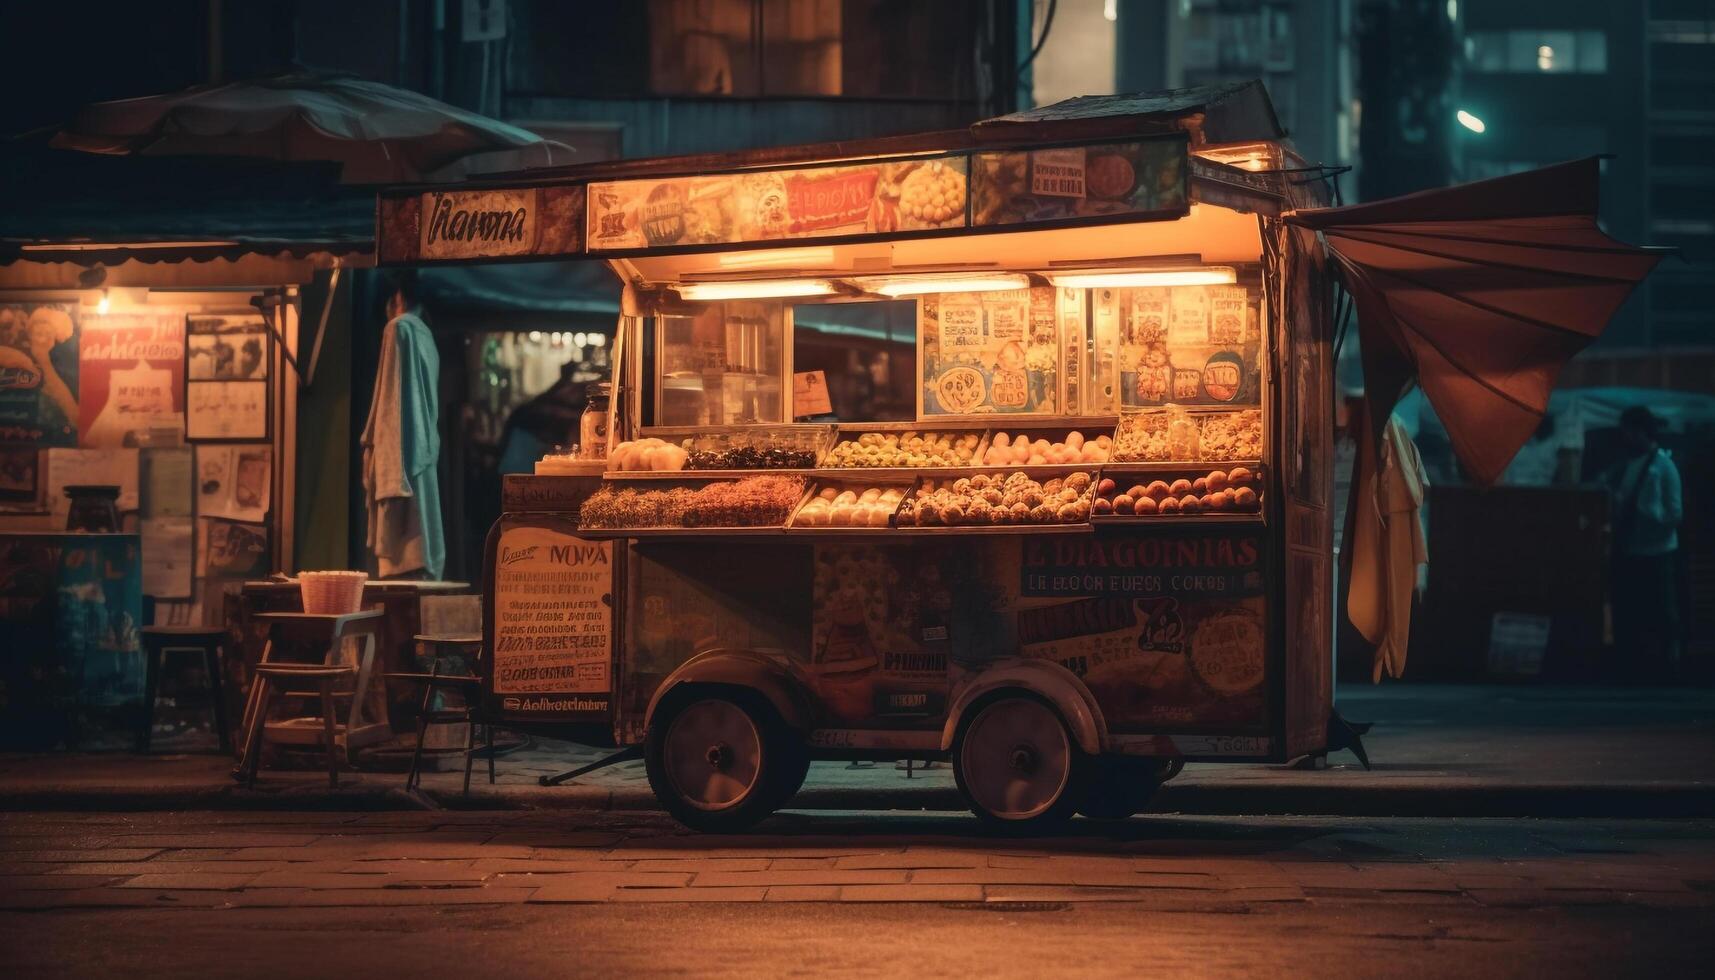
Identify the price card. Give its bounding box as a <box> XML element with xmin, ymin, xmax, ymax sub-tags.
<box><xmin>793</xmin><ymin>370</ymin><xmax>833</xmax><ymax>417</ymax></box>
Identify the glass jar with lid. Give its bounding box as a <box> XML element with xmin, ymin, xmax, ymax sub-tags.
<box><xmin>579</xmin><ymin>383</ymin><xmax>612</xmax><ymax>459</ymax></box>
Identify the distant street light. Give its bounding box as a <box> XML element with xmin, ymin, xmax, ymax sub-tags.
<box><xmin>1456</xmin><ymin>109</ymin><xmax>1487</xmax><ymax>134</ymax></box>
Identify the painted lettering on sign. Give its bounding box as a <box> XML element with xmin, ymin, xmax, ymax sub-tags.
<box><xmin>420</xmin><ymin>189</ymin><xmax>537</xmax><ymax>259</ymax></box>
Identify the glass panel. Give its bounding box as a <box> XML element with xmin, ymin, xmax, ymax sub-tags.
<box><xmin>789</xmin><ymin>300</ymin><xmax>916</xmax><ymax>422</ymax></box>
<box><xmin>655</xmin><ymin>301</ymin><xmax>785</xmax><ymax>426</ymax></box>
<box><xmin>1577</xmin><ymin>30</ymin><xmax>1608</xmax><ymax>72</ymax></box>
<box><xmin>648</xmin><ymin>0</ymin><xmax>760</xmax><ymax>96</ymax></box>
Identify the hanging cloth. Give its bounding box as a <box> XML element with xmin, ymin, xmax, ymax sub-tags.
<box><xmin>1345</xmin><ymin>412</ymin><xmax>1429</xmax><ymax>682</ymax></box>
<box><xmin>361</xmin><ymin>311</ymin><xmax>444</xmax><ymax>579</ymax></box>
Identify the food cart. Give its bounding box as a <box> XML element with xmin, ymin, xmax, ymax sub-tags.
<box><xmin>377</xmin><ymin>82</ymin><xmax>1658</xmax><ymax>832</ymax></box>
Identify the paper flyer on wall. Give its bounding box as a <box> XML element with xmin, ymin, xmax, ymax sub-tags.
<box><xmin>141</xmin><ymin>447</ymin><xmax>194</xmax><ymax>518</ymax></box>
<box><xmin>45</xmin><ymin>447</ymin><xmax>140</xmax><ymax>524</ymax></box>
<box><xmin>185</xmin><ymin>382</ymin><xmax>267</xmax><ymax>440</ymax></box>
<box><xmin>140</xmin><ymin>517</ymin><xmax>194</xmax><ymax>598</ymax></box>
<box><xmin>195</xmin><ymin>444</ymin><xmax>270</xmax><ymax>521</ymax></box>
<box><xmin>198</xmin><ymin>517</ymin><xmax>269</xmax><ymax>577</ymax></box>
<box><xmin>77</xmin><ymin>308</ymin><xmax>185</xmax><ymax>447</ymax></box>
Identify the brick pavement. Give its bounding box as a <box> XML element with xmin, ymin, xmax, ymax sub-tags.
<box><xmin>2</xmin><ymin>811</ymin><xmax>1712</xmax><ymax>910</ymax></box>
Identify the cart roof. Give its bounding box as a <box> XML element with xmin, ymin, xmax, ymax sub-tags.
<box><xmin>376</xmin><ymin>81</ymin><xmax>1302</xmax><ymax>268</ymax></box>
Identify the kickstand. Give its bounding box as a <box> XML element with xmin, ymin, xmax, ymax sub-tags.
<box><xmin>538</xmin><ymin>745</ymin><xmax>643</xmax><ymax>787</ymax></box>
<box><xmin>1326</xmin><ymin>708</ymin><xmax>1373</xmax><ymax>770</ymax></box>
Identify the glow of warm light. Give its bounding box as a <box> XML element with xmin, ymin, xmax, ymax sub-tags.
<box><xmin>1103</xmin><ymin>0</ymin><xmax>1117</xmax><ymax>21</ymax></box>
<box><xmin>1446</xmin><ymin>0</ymin><xmax>1457</xmax><ymax>20</ymax></box>
<box><xmin>1456</xmin><ymin>109</ymin><xmax>1487</xmax><ymax>134</ymax></box>
<box><xmin>865</xmin><ymin>274</ymin><xmax>1030</xmax><ymax>297</ymax></box>
<box><xmin>1537</xmin><ymin>44</ymin><xmax>1555</xmax><ymax>70</ymax></box>
<box><xmin>715</xmin><ymin>247</ymin><xmax>837</xmax><ymax>270</ymax></box>
<box><xmin>1047</xmin><ymin>267</ymin><xmax>1237</xmax><ymax>289</ymax></box>
<box><xmin>676</xmin><ymin>278</ymin><xmax>837</xmax><ymax>301</ymax></box>
<box><xmin>96</xmin><ymin>290</ymin><xmax>110</xmax><ymax>315</ymax></box>
<box><xmin>528</xmin><ymin>331</ymin><xmax>543</xmax><ymax>342</ymax></box>
<box><xmin>589</xmin><ymin>333</ymin><xmax>606</xmax><ymax>348</ymax></box>
<box><xmin>573</xmin><ymin>332</ymin><xmax>587</xmax><ymax>347</ymax></box>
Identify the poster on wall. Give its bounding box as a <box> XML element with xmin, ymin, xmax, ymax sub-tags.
<box><xmin>0</xmin><ymin>446</ymin><xmax>39</xmax><ymax>503</ymax></box>
<box><xmin>491</xmin><ymin>523</ymin><xmax>612</xmax><ymax>706</ymax></box>
<box><xmin>587</xmin><ymin>156</ymin><xmax>968</xmax><ymax>252</ymax></box>
<box><xmin>1116</xmin><ymin>284</ymin><xmax>1261</xmax><ymax>409</ymax></box>
<box><xmin>198</xmin><ymin>517</ymin><xmax>269</xmax><ymax>577</ymax></box>
<box><xmin>0</xmin><ymin>302</ymin><xmax>79</xmax><ymax>446</ymax></box>
<box><xmin>194</xmin><ymin>444</ymin><xmax>270</xmax><ymax>522</ymax></box>
<box><xmin>920</xmin><ymin>287</ymin><xmax>1062</xmax><ymax>416</ymax></box>
<box><xmin>185</xmin><ymin>314</ymin><xmax>269</xmax><ymax>441</ymax></box>
<box><xmin>185</xmin><ymin>382</ymin><xmax>267</xmax><ymax>440</ymax></box>
<box><xmin>78</xmin><ymin>308</ymin><xmax>185</xmax><ymax>447</ymax></box>
<box><xmin>140</xmin><ymin>516</ymin><xmax>194</xmax><ymax>598</ymax></box>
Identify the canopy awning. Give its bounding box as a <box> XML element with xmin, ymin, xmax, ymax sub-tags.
<box><xmin>1287</xmin><ymin>158</ymin><xmax>1667</xmax><ymax>485</ymax></box>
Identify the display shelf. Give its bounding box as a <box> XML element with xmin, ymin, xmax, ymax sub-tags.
<box><xmin>1088</xmin><ymin>512</ymin><xmax>1265</xmax><ymax>527</ymax></box>
<box><xmin>575</xmin><ymin>525</ymin><xmax>791</xmax><ymax>539</ymax></box>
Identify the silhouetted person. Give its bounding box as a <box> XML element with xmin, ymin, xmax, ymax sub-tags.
<box><xmin>1603</xmin><ymin>406</ymin><xmax>1682</xmax><ymax>681</ymax></box>
<box><xmin>498</xmin><ymin>359</ymin><xmax>588</xmax><ymax>474</ymax></box>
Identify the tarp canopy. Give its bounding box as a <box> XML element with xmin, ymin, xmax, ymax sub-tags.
<box><xmin>49</xmin><ymin>72</ymin><xmax>572</xmax><ymax>185</ymax></box>
<box><xmin>1288</xmin><ymin>158</ymin><xmax>1666</xmax><ymax>485</ymax></box>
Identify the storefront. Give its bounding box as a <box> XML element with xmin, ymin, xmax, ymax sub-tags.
<box><xmin>0</xmin><ymin>238</ymin><xmax>366</xmax><ymax>746</ymax></box>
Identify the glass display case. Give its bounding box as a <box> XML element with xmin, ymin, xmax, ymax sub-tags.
<box><xmin>654</xmin><ymin>300</ymin><xmax>786</xmax><ymax>426</ymax></box>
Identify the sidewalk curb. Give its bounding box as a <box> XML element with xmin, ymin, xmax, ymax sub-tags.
<box><xmin>4</xmin><ymin>781</ymin><xmax>1712</xmax><ymax>819</ymax></box>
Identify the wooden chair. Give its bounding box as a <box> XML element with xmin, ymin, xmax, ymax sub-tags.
<box><xmin>388</xmin><ymin>633</ymin><xmax>493</xmax><ymax>794</ymax></box>
<box><xmin>234</xmin><ymin>610</ymin><xmax>387</xmax><ymax>788</ymax></box>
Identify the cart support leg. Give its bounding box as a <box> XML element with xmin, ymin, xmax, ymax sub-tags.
<box><xmin>538</xmin><ymin>745</ymin><xmax>643</xmax><ymax>787</ymax></box>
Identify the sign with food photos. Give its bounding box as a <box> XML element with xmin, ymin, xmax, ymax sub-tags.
<box><xmin>1112</xmin><ymin>283</ymin><xmax>1261</xmax><ymax>409</ymax></box>
<box><xmin>585</xmin><ymin>156</ymin><xmax>969</xmax><ymax>252</ymax></box>
<box><xmin>919</xmin><ymin>287</ymin><xmax>1062</xmax><ymax>417</ymax></box>
<box><xmin>970</xmin><ymin>134</ymin><xmax>1189</xmax><ymax>228</ymax></box>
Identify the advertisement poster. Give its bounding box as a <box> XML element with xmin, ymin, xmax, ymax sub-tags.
<box><xmin>808</xmin><ymin>543</ymin><xmax>974</xmax><ymax>727</ymax></box>
<box><xmin>78</xmin><ymin>309</ymin><xmax>184</xmax><ymax>447</ymax></box>
<box><xmin>195</xmin><ymin>444</ymin><xmax>270</xmax><ymax>522</ymax></box>
<box><xmin>1118</xmin><ymin>283</ymin><xmax>1261</xmax><ymax>409</ymax></box>
<box><xmin>920</xmin><ymin>287</ymin><xmax>1061</xmax><ymax>416</ymax></box>
<box><xmin>55</xmin><ymin>533</ymin><xmax>145</xmax><ymax>707</ymax></box>
<box><xmin>0</xmin><ymin>302</ymin><xmax>79</xmax><ymax>446</ymax></box>
<box><xmin>492</xmin><ymin>524</ymin><xmax>612</xmax><ymax>701</ymax></box>
<box><xmin>1007</xmin><ymin>532</ymin><xmax>1268</xmax><ymax>729</ymax></box>
<box><xmin>587</xmin><ymin>156</ymin><xmax>967</xmax><ymax>251</ymax></box>
<box><xmin>971</xmin><ymin>136</ymin><xmax>1188</xmax><ymax>228</ymax></box>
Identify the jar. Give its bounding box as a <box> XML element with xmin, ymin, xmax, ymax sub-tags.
<box><xmin>579</xmin><ymin>383</ymin><xmax>612</xmax><ymax>459</ymax></box>
<box><xmin>1165</xmin><ymin>405</ymin><xmax>1200</xmax><ymax>461</ymax></box>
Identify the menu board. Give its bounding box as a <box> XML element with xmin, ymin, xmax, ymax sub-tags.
<box><xmin>971</xmin><ymin>135</ymin><xmax>1189</xmax><ymax>228</ymax></box>
<box><xmin>491</xmin><ymin>523</ymin><xmax>613</xmax><ymax>706</ymax></box>
<box><xmin>1117</xmin><ymin>283</ymin><xmax>1261</xmax><ymax>409</ymax></box>
<box><xmin>587</xmin><ymin>156</ymin><xmax>968</xmax><ymax>252</ymax></box>
<box><xmin>919</xmin><ymin>287</ymin><xmax>1062</xmax><ymax>417</ymax></box>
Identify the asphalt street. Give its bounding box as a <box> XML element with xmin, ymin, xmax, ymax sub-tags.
<box><xmin>3</xmin><ymin>809</ymin><xmax>1712</xmax><ymax>978</ymax></box>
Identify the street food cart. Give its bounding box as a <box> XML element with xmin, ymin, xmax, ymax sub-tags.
<box><xmin>375</xmin><ymin>82</ymin><xmax>1657</xmax><ymax>831</ymax></box>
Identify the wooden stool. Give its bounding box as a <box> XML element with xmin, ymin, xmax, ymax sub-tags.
<box><xmin>138</xmin><ymin>626</ymin><xmax>230</xmax><ymax>753</ymax></box>
<box><xmin>235</xmin><ymin>610</ymin><xmax>386</xmax><ymax>788</ymax></box>
<box><xmin>387</xmin><ymin>634</ymin><xmax>491</xmax><ymax>794</ymax></box>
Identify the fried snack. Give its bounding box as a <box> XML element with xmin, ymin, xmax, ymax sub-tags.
<box><xmin>897</xmin><ymin>470</ymin><xmax>1092</xmax><ymax>528</ymax></box>
<box><xmin>898</xmin><ymin>162</ymin><xmax>966</xmax><ymax>227</ymax></box>
<box><xmin>824</xmin><ymin>430</ymin><xmax>980</xmax><ymax>468</ymax></box>
<box><xmin>581</xmin><ymin>476</ymin><xmax>806</xmax><ymax>529</ymax></box>
<box><xmin>979</xmin><ymin>430</ymin><xmax>1112</xmax><ymax>465</ymax></box>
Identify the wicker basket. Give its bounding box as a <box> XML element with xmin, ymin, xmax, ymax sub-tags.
<box><xmin>298</xmin><ymin>571</ymin><xmax>368</xmax><ymax>615</ymax></box>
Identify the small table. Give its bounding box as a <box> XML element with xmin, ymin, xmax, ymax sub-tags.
<box><xmin>234</xmin><ymin>610</ymin><xmax>389</xmax><ymax>786</ymax></box>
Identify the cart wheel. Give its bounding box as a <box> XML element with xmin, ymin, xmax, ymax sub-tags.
<box><xmin>953</xmin><ymin>693</ymin><xmax>1086</xmax><ymax>832</ymax></box>
<box><xmin>645</xmin><ymin>690</ymin><xmax>793</xmax><ymax>833</ymax></box>
<box><xmin>1078</xmin><ymin>757</ymin><xmax>1168</xmax><ymax>820</ymax></box>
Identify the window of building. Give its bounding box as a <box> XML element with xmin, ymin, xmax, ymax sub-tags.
<box><xmin>1465</xmin><ymin>29</ymin><xmax>1607</xmax><ymax>73</ymax></box>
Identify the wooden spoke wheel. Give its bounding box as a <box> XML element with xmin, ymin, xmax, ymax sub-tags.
<box><xmin>953</xmin><ymin>694</ymin><xmax>1085</xmax><ymax>832</ymax></box>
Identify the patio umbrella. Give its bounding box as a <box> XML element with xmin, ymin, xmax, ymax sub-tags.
<box><xmin>1287</xmin><ymin>157</ymin><xmax>1666</xmax><ymax>485</ymax></box>
<box><xmin>48</xmin><ymin>73</ymin><xmax>571</xmax><ymax>184</ymax></box>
